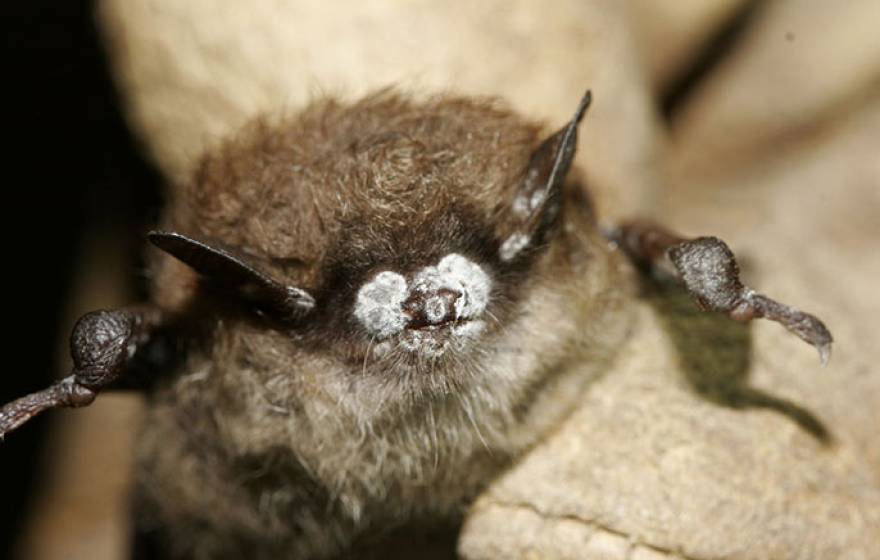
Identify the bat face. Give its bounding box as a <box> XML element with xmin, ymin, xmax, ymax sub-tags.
<box><xmin>150</xmin><ymin>90</ymin><xmax>612</xmax><ymax>410</ymax></box>
<box><xmin>299</xmin><ymin>199</ymin><xmax>510</xmax><ymax>377</ymax></box>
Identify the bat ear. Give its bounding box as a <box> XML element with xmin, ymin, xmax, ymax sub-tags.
<box><xmin>499</xmin><ymin>90</ymin><xmax>592</xmax><ymax>262</ymax></box>
<box><xmin>148</xmin><ymin>231</ymin><xmax>315</xmax><ymax>320</ymax></box>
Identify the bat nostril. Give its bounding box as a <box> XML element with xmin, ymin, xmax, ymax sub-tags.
<box><xmin>427</xmin><ymin>289</ymin><xmax>462</xmax><ymax>323</ymax></box>
<box><xmin>404</xmin><ymin>287</ymin><xmax>464</xmax><ymax>328</ymax></box>
<box><xmin>397</xmin><ymin>252</ymin><xmax>492</xmax><ymax>331</ymax></box>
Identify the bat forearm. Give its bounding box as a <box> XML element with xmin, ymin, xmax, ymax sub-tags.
<box><xmin>0</xmin><ymin>305</ymin><xmax>166</xmax><ymax>439</ymax></box>
<box><xmin>610</xmin><ymin>220</ymin><xmax>833</xmax><ymax>364</ymax></box>
<box><xmin>0</xmin><ymin>376</ymin><xmax>96</xmax><ymax>437</ymax></box>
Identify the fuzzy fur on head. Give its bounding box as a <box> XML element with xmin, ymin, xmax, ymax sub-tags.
<box><xmin>143</xmin><ymin>90</ymin><xmax>633</xmax><ymax>558</ymax></box>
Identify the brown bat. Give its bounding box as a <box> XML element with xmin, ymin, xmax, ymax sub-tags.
<box><xmin>0</xmin><ymin>90</ymin><xmax>831</xmax><ymax>559</ymax></box>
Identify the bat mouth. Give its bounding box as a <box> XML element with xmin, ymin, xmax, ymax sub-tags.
<box><xmin>373</xmin><ymin>318</ymin><xmax>486</xmax><ymax>358</ymax></box>
<box><xmin>407</xmin><ymin>315</ymin><xmax>468</xmax><ymax>332</ymax></box>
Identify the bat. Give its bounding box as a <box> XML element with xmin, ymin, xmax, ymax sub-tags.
<box><xmin>0</xmin><ymin>89</ymin><xmax>832</xmax><ymax>558</ymax></box>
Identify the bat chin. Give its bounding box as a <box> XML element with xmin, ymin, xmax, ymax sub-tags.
<box><xmin>374</xmin><ymin>319</ymin><xmax>486</xmax><ymax>360</ymax></box>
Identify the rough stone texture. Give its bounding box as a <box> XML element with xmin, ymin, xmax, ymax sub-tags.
<box><xmin>460</xmin><ymin>302</ymin><xmax>880</xmax><ymax>559</ymax></box>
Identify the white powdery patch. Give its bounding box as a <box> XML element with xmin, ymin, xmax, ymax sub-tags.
<box><xmin>499</xmin><ymin>233</ymin><xmax>531</xmax><ymax>262</ymax></box>
<box><xmin>398</xmin><ymin>320</ymin><xmax>485</xmax><ymax>358</ymax></box>
<box><xmin>371</xmin><ymin>340</ymin><xmax>394</xmax><ymax>357</ymax></box>
<box><xmin>529</xmin><ymin>189</ymin><xmax>547</xmax><ymax>213</ymax></box>
<box><xmin>512</xmin><ymin>194</ymin><xmax>531</xmax><ymax>217</ymax></box>
<box><xmin>399</xmin><ymin>330</ymin><xmax>449</xmax><ymax>357</ymax></box>
<box><xmin>452</xmin><ymin>319</ymin><xmax>486</xmax><ymax>339</ymax></box>
<box><xmin>354</xmin><ymin>254</ymin><xmax>492</xmax><ymax>343</ymax></box>
<box><xmin>354</xmin><ymin>271</ymin><xmax>408</xmax><ymax>338</ymax></box>
<box><xmin>411</xmin><ymin>254</ymin><xmax>491</xmax><ymax>322</ymax></box>
<box><xmin>512</xmin><ymin>184</ymin><xmax>547</xmax><ymax>217</ymax></box>
<box><xmin>442</xmin><ymin>254</ymin><xmax>492</xmax><ymax>319</ymax></box>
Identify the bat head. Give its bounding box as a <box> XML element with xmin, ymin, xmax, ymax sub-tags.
<box><xmin>149</xmin><ymin>90</ymin><xmax>623</xmax><ymax>409</ymax></box>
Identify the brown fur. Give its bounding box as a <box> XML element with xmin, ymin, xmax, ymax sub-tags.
<box><xmin>139</xmin><ymin>90</ymin><xmax>634</xmax><ymax>558</ymax></box>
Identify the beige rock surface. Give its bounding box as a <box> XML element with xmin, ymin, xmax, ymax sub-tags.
<box><xmin>668</xmin><ymin>0</ymin><xmax>880</xmax><ymax>183</ymax></box>
<box><xmin>96</xmin><ymin>0</ymin><xmax>664</xmax><ymax>219</ymax></box>
<box><xmin>626</xmin><ymin>0</ymin><xmax>747</xmax><ymax>88</ymax></box>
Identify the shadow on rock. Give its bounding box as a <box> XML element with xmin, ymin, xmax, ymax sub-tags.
<box><xmin>644</xmin><ymin>278</ymin><xmax>831</xmax><ymax>444</ymax></box>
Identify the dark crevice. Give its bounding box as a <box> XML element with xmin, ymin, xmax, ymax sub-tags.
<box><xmin>644</xmin><ymin>278</ymin><xmax>831</xmax><ymax>444</ymax></box>
<box><xmin>661</xmin><ymin>0</ymin><xmax>766</xmax><ymax>120</ymax></box>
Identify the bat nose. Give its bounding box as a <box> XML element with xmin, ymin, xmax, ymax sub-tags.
<box><xmin>403</xmin><ymin>287</ymin><xmax>463</xmax><ymax>329</ymax></box>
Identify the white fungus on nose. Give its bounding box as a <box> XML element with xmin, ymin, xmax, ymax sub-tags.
<box><xmin>423</xmin><ymin>295</ymin><xmax>449</xmax><ymax>323</ymax></box>
<box><xmin>432</xmin><ymin>254</ymin><xmax>491</xmax><ymax>319</ymax></box>
<box><xmin>353</xmin><ymin>271</ymin><xmax>409</xmax><ymax>338</ymax></box>
<box><xmin>354</xmin><ymin>254</ymin><xmax>492</xmax><ymax>339</ymax></box>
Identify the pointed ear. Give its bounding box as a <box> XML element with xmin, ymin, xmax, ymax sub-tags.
<box><xmin>499</xmin><ymin>90</ymin><xmax>592</xmax><ymax>262</ymax></box>
<box><xmin>148</xmin><ymin>231</ymin><xmax>315</xmax><ymax>320</ymax></box>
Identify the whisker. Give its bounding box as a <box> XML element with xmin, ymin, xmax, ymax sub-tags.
<box><xmin>458</xmin><ymin>391</ymin><xmax>492</xmax><ymax>453</ymax></box>
<box><xmin>363</xmin><ymin>335</ymin><xmax>377</xmax><ymax>377</ymax></box>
